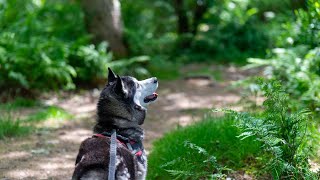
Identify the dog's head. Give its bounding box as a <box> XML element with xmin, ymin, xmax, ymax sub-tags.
<box><xmin>97</xmin><ymin>68</ymin><xmax>158</xmax><ymax>128</ymax></box>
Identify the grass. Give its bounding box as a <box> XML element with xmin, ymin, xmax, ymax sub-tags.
<box><xmin>0</xmin><ymin>114</ymin><xmax>31</xmax><ymax>139</ymax></box>
<box><xmin>0</xmin><ymin>97</ymin><xmax>39</xmax><ymax>110</ymax></box>
<box><xmin>25</xmin><ymin>106</ymin><xmax>72</xmax><ymax>123</ymax></box>
<box><xmin>148</xmin><ymin>116</ymin><xmax>262</xmax><ymax>179</ymax></box>
<box><xmin>0</xmin><ymin>97</ymin><xmax>73</xmax><ymax>139</ymax></box>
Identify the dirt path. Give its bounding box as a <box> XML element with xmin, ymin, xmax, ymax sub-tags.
<box><xmin>0</xmin><ymin>64</ymin><xmax>255</xmax><ymax>179</ymax></box>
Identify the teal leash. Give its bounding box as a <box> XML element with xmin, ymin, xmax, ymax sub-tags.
<box><xmin>108</xmin><ymin>129</ymin><xmax>117</xmax><ymax>180</ymax></box>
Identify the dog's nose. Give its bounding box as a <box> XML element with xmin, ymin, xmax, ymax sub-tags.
<box><xmin>153</xmin><ymin>77</ymin><xmax>158</xmax><ymax>83</ymax></box>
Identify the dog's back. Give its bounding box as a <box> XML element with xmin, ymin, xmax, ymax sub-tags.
<box><xmin>72</xmin><ymin>68</ymin><xmax>158</xmax><ymax>180</ymax></box>
<box><xmin>72</xmin><ymin>137</ymin><xmax>135</xmax><ymax>180</ymax></box>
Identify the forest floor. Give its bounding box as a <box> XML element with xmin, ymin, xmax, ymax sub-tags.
<box><xmin>0</xmin><ymin>64</ymin><xmax>259</xmax><ymax>179</ymax></box>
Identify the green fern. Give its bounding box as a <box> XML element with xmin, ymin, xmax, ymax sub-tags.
<box><xmin>219</xmin><ymin>79</ymin><xmax>318</xmax><ymax>179</ymax></box>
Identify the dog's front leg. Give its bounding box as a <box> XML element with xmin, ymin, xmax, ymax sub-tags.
<box><xmin>135</xmin><ymin>152</ymin><xmax>147</xmax><ymax>180</ymax></box>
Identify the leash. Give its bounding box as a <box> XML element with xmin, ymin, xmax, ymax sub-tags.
<box><xmin>108</xmin><ymin>129</ymin><xmax>117</xmax><ymax>180</ymax></box>
<box><xmin>93</xmin><ymin>129</ymin><xmax>145</xmax><ymax>178</ymax></box>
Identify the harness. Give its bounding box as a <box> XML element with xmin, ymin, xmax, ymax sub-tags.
<box><xmin>92</xmin><ymin>130</ymin><xmax>145</xmax><ymax>179</ymax></box>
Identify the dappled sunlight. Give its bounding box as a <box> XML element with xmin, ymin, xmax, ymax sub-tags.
<box><xmin>0</xmin><ymin>151</ymin><xmax>31</xmax><ymax>161</ymax></box>
<box><xmin>0</xmin><ymin>130</ymin><xmax>84</xmax><ymax>179</ymax></box>
<box><xmin>143</xmin><ymin>77</ymin><xmax>245</xmax><ymax>150</ymax></box>
<box><xmin>44</xmin><ymin>90</ymin><xmax>99</xmax><ymax>119</ymax></box>
<box><xmin>0</xmin><ymin>111</ymin><xmax>93</xmax><ymax>179</ymax></box>
<box><xmin>162</xmin><ymin>89</ymin><xmax>241</xmax><ymax>111</ymax></box>
<box><xmin>176</xmin><ymin>115</ymin><xmax>196</xmax><ymax>127</ymax></box>
<box><xmin>39</xmin><ymin>156</ymin><xmax>75</xmax><ymax>171</ymax></box>
<box><xmin>58</xmin><ymin>128</ymin><xmax>92</xmax><ymax>144</ymax></box>
<box><xmin>186</xmin><ymin>78</ymin><xmax>213</xmax><ymax>87</ymax></box>
<box><xmin>310</xmin><ymin>160</ymin><xmax>320</xmax><ymax>173</ymax></box>
<box><xmin>4</xmin><ymin>156</ymin><xmax>76</xmax><ymax>179</ymax></box>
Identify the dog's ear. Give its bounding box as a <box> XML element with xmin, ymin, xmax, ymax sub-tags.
<box><xmin>115</xmin><ymin>77</ymin><xmax>127</xmax><ymax>97</ymax></box>
<box><xmin>108</xmin><ymin>67</ymin><xmax>117</xmax><ymax>84</ymax></box>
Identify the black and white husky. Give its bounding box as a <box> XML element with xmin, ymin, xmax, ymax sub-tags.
<box><xmin>72</xmin><ymin>68</ymin><xmax>158</xmax><ymax>180</ymax></box>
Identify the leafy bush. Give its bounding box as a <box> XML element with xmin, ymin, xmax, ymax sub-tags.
<box><xmin>289</xmin><ymin>0</ymin><xmax>319</xmax><ymax>48</ymax></box>
<box><xmin>247</xmin><ymin>47</ymin><xmax>320</xmax><ymax>110</ymax></box>
<box><xmin>148</xmin><ymin>116</ymin><xmax>262</xmax><ymax>179</ymax></box>
<box><xmin>190</xmin><ymin>0</ymin><xmax>269</xmax><ymax>62</ymax></box>
<box><xmin>186</xmin><ymin>0</ymin><xmax>293</xmax><ymax>63</ymax></box>
<box><xmin>246</xmin><ymin>0</ymin><xmax>320</xmax><ymax>110</ymax></box>
<box><xmin>0</xmin><ymin>0</ymin><xmax>114</xmax><ymax>91</ymax></box>
<box><xmin>122</xmin><ymin>0</ymin><xmax>294</xmax><ymax>64</ymax></box>
<box><xmin>222</xmin><ymin>79</ymin><xmax>319</xmax><ymax>179</ymax></box>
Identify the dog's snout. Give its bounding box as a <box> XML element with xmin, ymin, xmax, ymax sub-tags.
<box><xmin>153</xmin><ymin>77</ymin><xmax>158</xmax><ymax>84</ymax></box>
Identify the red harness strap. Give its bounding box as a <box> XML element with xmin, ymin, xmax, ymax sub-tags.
<box><xmin>93</xmin><ymin>134</ymin><xmax>143</xmax><ymax>157</ymax></box>
<box><xmin>93</xmin><ymin>134</ymin><xmax>106</xmax><ymax>138</ymax></box>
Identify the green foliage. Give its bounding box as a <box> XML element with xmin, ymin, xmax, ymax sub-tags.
<box><xmin>269</xmin><ymin>0</ymin><xmax>319</xmax><ymax>48</ymax></box>
<box><xmin>146</xmin><ymin>55</ymin><xmax>180</xmax><ymax>80</ymax></box>
<box><xmin>291</xmin><ymin>0</ymin><xmax>320</xmax><ymax>48</ymax></box>
<box><xmin>148</xmin><ymin>116</ymin><xmax>262</xmax><ymax>179</ymax></box>
<box><xmin>121</xmin><ymin>0</ymin><xmax>177</xmax><ymax>56</ymax></box>
<box><xmin>222</xmin><ymin>79</ymin><xmax>318</xmax><ymax>179</ymax></box>
<box><xmin>190</xmin><ymin>0</ymin><xmax>270</xmax><ymax>62</ymax></box>
<box><xmin>0</xmin><ymin>0</ymin><xmax>77</xmax><ymax>89</ymax></box>
<box><xmin>0</xmin><ymin>0</ymin><xmax>113</xmax><ymax>90</ymax></box>
<box><xmin>246</xmin><ymin>0</ymin><xmax>320</xmax><ymax>110</ymax></box>
<box><xmin>122</xmin><ymin>0</ymin><xmax>294</xmax><ymax>64</ymax></box>
<box><xmin>247</xmin><ymin>47</ymin><xmax>320</xmax><ymax>110</ymax></box>
<box><xmin>121</xmin><ymin>0</ymin><xmax>181</xmax><ymax>79</ymax></box>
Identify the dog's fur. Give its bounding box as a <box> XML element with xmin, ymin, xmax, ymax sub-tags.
<box><xmin>72</xmin><ymin>68</ymin><xmax>158</xmax><ymax>180</ymax></box>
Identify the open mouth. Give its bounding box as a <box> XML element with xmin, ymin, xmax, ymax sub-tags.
<box><xmin>144</xmin><ymin>92</ymin><xmax>158</xmax><ymax>103</ymax></box>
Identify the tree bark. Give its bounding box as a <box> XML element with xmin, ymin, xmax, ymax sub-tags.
<box><xmin>81</xmin><ymin>0</ymin><xmax>128</xmax><ymax>58</ymax></box>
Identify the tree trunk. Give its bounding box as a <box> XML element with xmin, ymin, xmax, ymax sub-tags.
<box><xmin>173</xmin><ymin>0</ymin><xmax>209</xmax><ymax>48</ymax></box>
<box><xmin>192</xmin><ymin>0</ymin><xmax>208</xmax><ymax>35</ymax></box>
<box><xmin>81</xmin><ymin>0</ymin><xmax>128</xmax><ymax>58</ymax></box>
<box><xmin>173</xmin><ymin>0</ymin><xmax>190</xmax><ymax>34</ymax></box>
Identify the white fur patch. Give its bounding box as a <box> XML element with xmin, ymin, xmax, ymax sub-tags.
<box><xmin>133</xmin><ymin>78</ymin><xmax>158</xmax><ymax>109</ymax></box>
<box><xmin>117</xmin><ymin>167</ymin><xmax>131</xmax><ymax>180</ymax></box>
<box><xmin>116</xmin><ymin>155</ymin><xmax>122</xmax><ymax>167</ymax></box>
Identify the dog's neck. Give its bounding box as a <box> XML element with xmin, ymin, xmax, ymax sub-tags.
<box><xmin>93</xmin><ymin>121</ymin><xmax>144</xmax><ymax>142</ymax></box>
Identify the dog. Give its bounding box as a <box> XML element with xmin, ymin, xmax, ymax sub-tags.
<box><xmin>72</xmin><ymin>68</ymin><xmax>158</xmax><ymax>180</ymax></box>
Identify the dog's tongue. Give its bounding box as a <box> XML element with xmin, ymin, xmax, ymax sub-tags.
<box><xmin>144</xmin><ymin>93</ymin><xmax>158</xmax><ymax>103</ymax></box>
